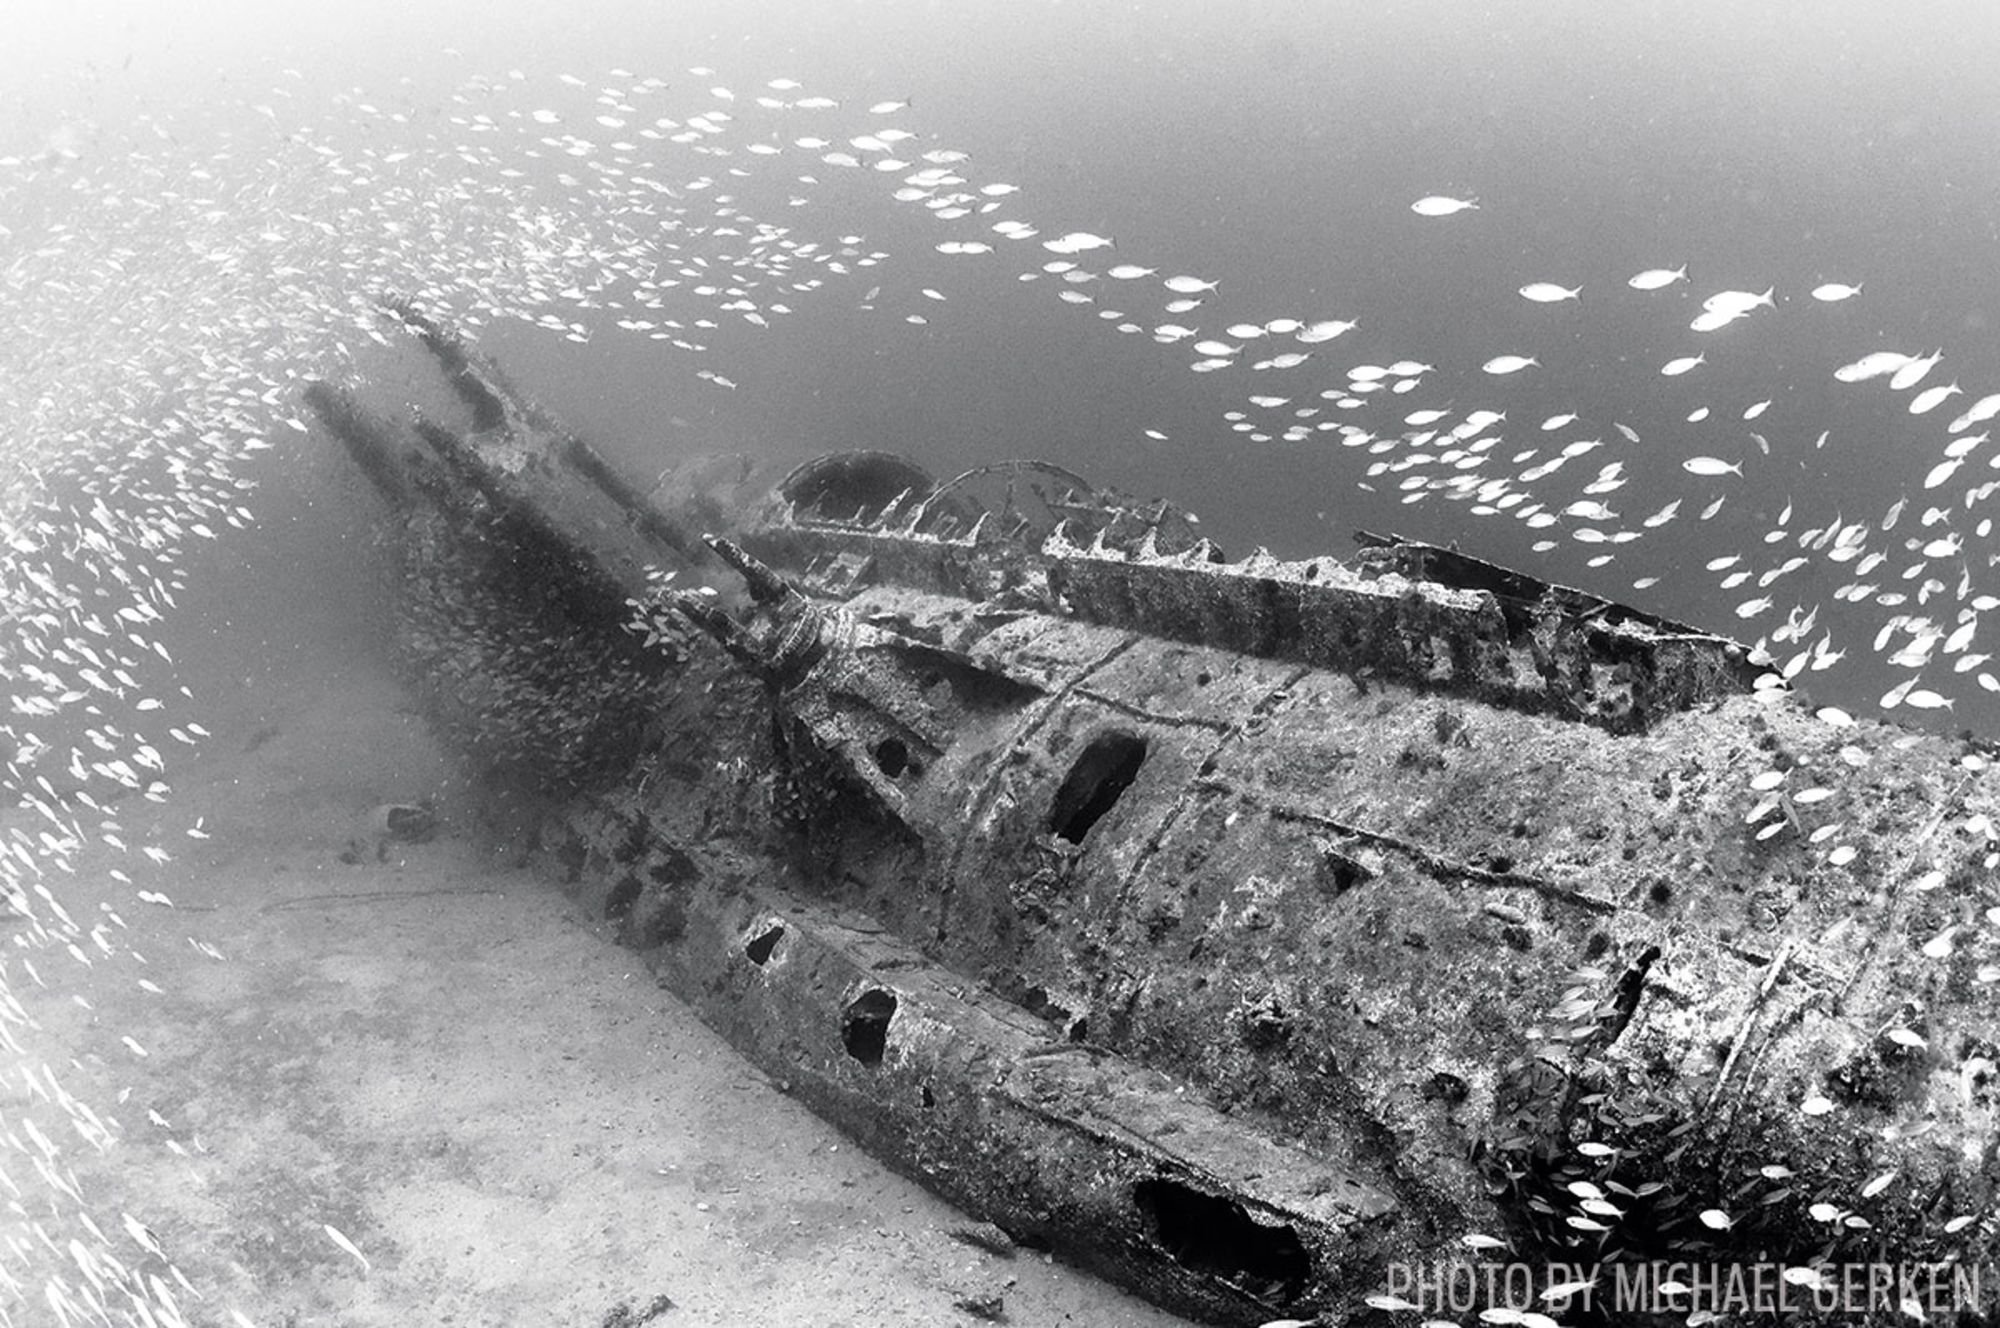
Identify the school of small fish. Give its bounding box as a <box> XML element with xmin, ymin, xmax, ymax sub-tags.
<box><xmin>1</xmin><ymin>50</ymin><xmax>1997</xmax><ymax>1323</ymax></box>
<box><xmin>0</xmin><ymin>59</ymin><xmax>937</xmax><ymax>1328</ymax></box>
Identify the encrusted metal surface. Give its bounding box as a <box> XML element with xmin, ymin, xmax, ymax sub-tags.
<box><xmin>310</xmin><ymin>304</ymin><xmax>2000</xmax><ymax>1327</ymax></box>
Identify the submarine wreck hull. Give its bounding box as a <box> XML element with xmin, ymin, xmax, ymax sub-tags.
<box><xmin>309</xmin><ymin>303</ymin><xmax>2000</xmax><ymax>1326</ymax></box>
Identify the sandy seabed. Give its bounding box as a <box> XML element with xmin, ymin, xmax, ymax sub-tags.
<box><xmin>17</xmin><ymin>649</ymin><xmax>1195</xmax><ymax>1328</ymax></box>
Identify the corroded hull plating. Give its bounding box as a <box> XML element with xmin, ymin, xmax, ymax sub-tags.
<box><xmin>311</xmin><ymin>306</ymin><xmax>2000</xmax><ymax>1326</ymax></box>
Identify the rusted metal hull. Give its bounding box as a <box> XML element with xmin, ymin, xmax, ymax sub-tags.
<box><xmin>309</xmin><ymin>305</ymin><xmax>2000</xmax><ymax>1326</ymax></box>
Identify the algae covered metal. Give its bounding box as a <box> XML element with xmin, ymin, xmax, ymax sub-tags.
<box><xmin>309</xmin><ymin>303</ymin><xmax>2000</xmax><ymax>1326</ymax></box>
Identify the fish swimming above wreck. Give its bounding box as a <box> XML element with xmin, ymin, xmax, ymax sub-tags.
<box><xmin>307</xmin><ymin>302</ymin><xmax>2000</xmax><ymax>1326</ymax></box>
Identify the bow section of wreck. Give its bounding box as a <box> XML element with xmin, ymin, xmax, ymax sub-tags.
<box><xmin>307</xmin><ymin>304</ymin><xmax>2000</xmax><ymax>1326</ymax></box>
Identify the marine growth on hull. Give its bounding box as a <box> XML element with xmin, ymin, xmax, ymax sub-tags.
<box><xmin>312</xmin><ymin>306</ymin><xmax>2000</xmax><ymax>1326</ymax></box>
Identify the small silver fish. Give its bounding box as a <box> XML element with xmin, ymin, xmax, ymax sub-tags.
<box><xmin>1683</xmin><ymin>456</ymin><xmax>1742</xmax><ymax>477</ymax></box>
<box><xmin>1627</xmin><ymin>265</ymin><xmax>1687</xmax><ymax>290</ymax></box>
<box><xmin>1910</xmin><ymin>381</ymin><xmax>1963</xmax><ymax>415</ymax></box>
<box><xmin>1834</xmin><ymin>350</ymin><xmax>1915</xmax><ymax>383</ymax></box>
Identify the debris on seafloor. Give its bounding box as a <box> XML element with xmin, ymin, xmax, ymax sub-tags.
<box><xmin>952</xmin><ymin>1288</ymin><xmax>1008</xmax><ymax>1321</ymax></box>
<box><xmin>339</xmin><ymin>799</ymin><xmax>440</xmax><ymax>864</ymax></box>
<box><xmin>598</xmin><ymin>1293</ymin><xmax>675</xmax><ymax>1327</ymax></box>
<box><xmin>305</xmin><ymin>300</ymin><xmax>2000</xmax><ymax>1327</ymax></box>
<box><xmin>948</xmin><ymin>1220</ymin><xmax>1018</xmax><ymax>1258</ymax></box>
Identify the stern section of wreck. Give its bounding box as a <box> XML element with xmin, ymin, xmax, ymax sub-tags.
<box><xmin>307</xmin><ymin>305</ymin><xmax>2000</xmax><ymax>1326</ymax></box>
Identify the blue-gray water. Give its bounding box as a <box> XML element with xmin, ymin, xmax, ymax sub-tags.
<box><xmin>4</xmin><ymin>3</ymin><xmax>2000</xmax><ymax>1318</ymax></box>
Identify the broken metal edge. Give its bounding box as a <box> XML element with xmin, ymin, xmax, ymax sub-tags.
<box><xmin>552</xmin><ymin>805</ymin><xmax>1408</xmax><ymax>1325</ymax></box>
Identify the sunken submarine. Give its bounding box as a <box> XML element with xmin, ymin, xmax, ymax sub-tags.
<box><xmin>304</xmin><ymin>301</ymin><xmax>2000</xmax><ymax>1327</ymax></box>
